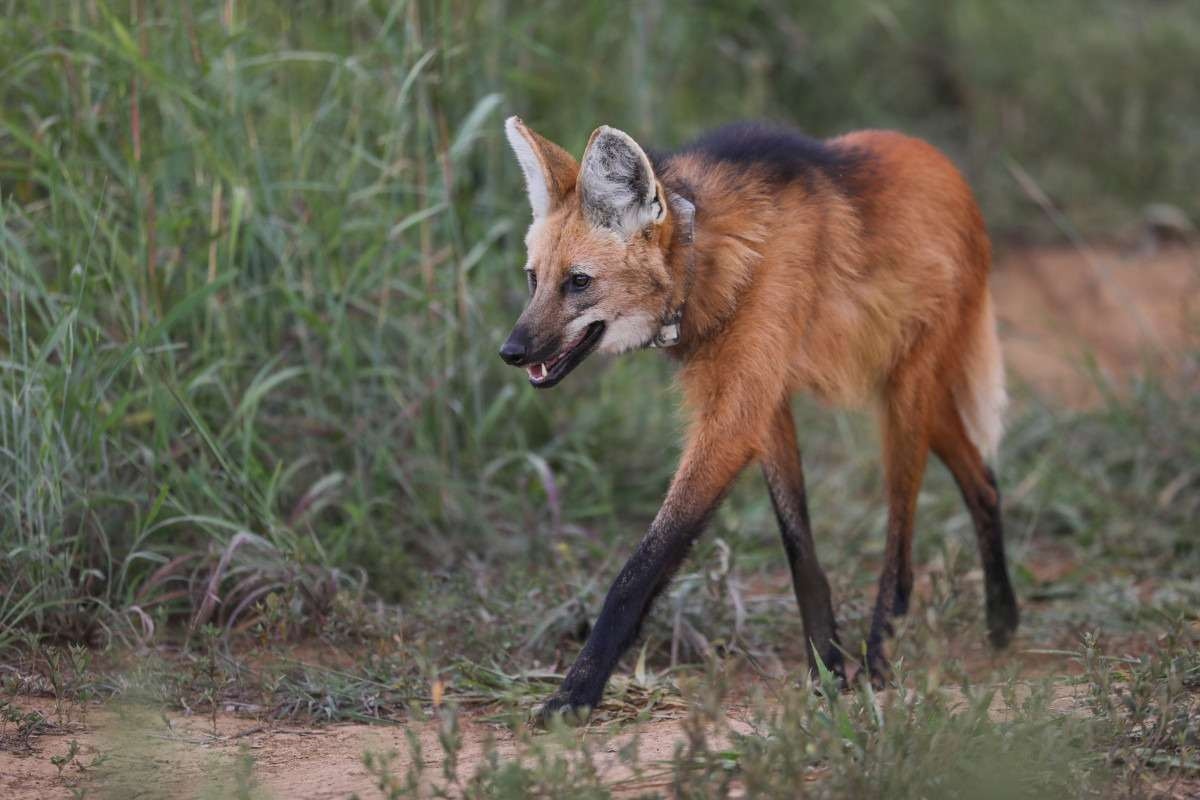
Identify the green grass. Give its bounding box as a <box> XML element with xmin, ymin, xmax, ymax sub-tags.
<box><xmin>1</xmin><ymin>1</ymin><xmax>1199</xmax><ymax>797</ymax></box>
<box><xmin>3</xmin><ymin>0</ymin><xmax>1199</xmax><ymax>643</ymax></box>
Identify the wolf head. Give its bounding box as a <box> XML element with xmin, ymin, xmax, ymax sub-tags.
<box><xmin>499</xmin><ymin>117</ymin><xmax>681</xmax><ymax>388</ymax></box>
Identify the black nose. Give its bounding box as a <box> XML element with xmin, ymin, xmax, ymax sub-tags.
<box><xmin>499</xmin><ymin>329</ymin><xmax>529</xmax><ymax>366</ymax></box>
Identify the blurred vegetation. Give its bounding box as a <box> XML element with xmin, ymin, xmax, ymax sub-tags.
<box><xmin>2</xmin><ymin>0</ymin><xmax>1198</xmax><ymax>644</ymax></box>
<box><xmin>1</xmin><ymin>1</ymin><xmax>1198</xmax><ymax>794</ymax></box>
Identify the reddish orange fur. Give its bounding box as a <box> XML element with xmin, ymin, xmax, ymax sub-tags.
<box><xmin>506</xmin><ymin>119</ymin><xmax>1016</xmax><ymax>702</ymax></box>
<box><xmin>657</xmin><ymin>132</ymin><xmax>999</xmax><ymax>509</ymax></box>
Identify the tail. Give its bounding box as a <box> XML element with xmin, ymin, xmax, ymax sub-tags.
<box><xmin>954</xmin><ymin>293</ymin><xmax>1007</xmax><ymax>461</ymax></box>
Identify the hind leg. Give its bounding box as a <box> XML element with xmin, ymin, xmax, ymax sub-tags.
<box><xmin>760</xmin><ymin>402</ymin><xmax>845</xmax><ymax>683</ymax></box>
<box><xmin>862</xmin><ymin>370</ymin><xmax>932</xmax><ymax>686</ymax></box>
<box><xmin>931</xmin><ymin>392</ymin><xmax>1019</xmax><ymax>647</ymax></box>
<box><xmin>892</xmin><ymin>532</ymin><xmax>915</xmax><ymax>617</ymax></box>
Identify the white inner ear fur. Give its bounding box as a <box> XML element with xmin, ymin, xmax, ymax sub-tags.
<box><xmin>579</xmin><ymin>125</ymin><xmax>663</xmax><ymax>238</ymax></box>
<box><xmin>505</xmin><ymin>116</ymin><xmax>551</xmax><ymax>218</ymax></box>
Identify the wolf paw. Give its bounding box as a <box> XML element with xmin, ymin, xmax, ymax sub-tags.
<box><xmin>986</xmin><ymin>593</ymin><xmax>1020</xmax><ymax>649</ymax></box>
<box><xmin>531</xmin><ymin>694</ymin><xmax>592</xmax><ymax>729</ymax></box>
<box><xmin>853</xmin><ymin>649</ymin><xmax>894</xmax><ymax>690</ymax></box>
<box><xmin>809</xmin><ymin>646</ymin><xmax>850</xmax><ymax>693</ymax></box>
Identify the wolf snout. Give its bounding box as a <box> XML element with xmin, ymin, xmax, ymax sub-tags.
<box><xmin>499</xmin><ymin>326</ymin><xmax>531</xmax><ymax>366</ymax></box>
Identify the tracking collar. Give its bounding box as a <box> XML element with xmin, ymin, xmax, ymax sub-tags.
<box><xmin>647</xmin><ymin>191</ymin><xmax>696</xmax><ymax>348</ymax></box>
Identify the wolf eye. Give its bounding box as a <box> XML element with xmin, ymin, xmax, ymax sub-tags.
<box><xmin>569</xmin><ymin>273</ymin><xmax>591</xmax><ymax>291</ymax></box>
<box><xmin>526</xmin><ymin>271</ymin><xmax>537</xmax><ymax>293</ymax></box>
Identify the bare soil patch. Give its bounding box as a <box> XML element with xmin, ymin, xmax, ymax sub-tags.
<box><xmin>3</xmin><ymin>676</ymin><xmax>1110</xmax><ymax>800</ymax></box>
<box><xmin>1</xmin><ymin>695</ymin><xmax>756</xmax><ymax>799</ymax></box>
<box><xmin>993</xmin><ymin>243</ymin><xmax>1199</xmax><ymax>405</ymax></box>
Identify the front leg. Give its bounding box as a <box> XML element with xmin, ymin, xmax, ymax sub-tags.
<box><xmin>760</xmin><ymin>401</ymin><xmax>844</xmax><ymax>685</ymax></box>
<box><xmin>538</xmin><ymin>424</ymin><xmax>754</xmax><ymax>724</ymax></box>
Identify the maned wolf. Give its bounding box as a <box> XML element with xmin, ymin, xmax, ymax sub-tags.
<box><xmin>499</xmin><ymin>117</ymin><xmax>1018</xmax><ymax>722</ymax></box>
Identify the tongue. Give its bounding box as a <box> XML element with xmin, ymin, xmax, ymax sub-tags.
<box><xmin>527</xmin><ymin>363</ymin><xmax>548</xmax><ymax>381</ymax></box>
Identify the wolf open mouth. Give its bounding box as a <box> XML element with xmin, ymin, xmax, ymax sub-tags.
<box><xmin>526</xmin><ymin>321</ymin><xmax>606</xmax><ymax>388</ymax></box>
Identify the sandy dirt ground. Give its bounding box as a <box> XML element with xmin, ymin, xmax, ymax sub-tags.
<box><xmin>994</xmin><ymin>243</ymin><xmax>1198</xmax><ymax>406</ymax></box>
<box><xmin>2</xmin><ymin>244</ymin><xmax>1197</xmax><ymax>799</ymax></box>
<box><xmin>1</xmin><ymin>682</ymin><xmax>1097</xmax><ymax>799</ymax></box>
<box><xmin>2</xmin><ymin>693</ymin><xmax>763</xmax><ymax>798</ymax></box>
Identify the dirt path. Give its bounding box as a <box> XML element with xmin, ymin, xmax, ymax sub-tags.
<box><xmin>994</xmin><ymin>243</ymin><xmax>1199</xmax><ymax>405</ymax></box>
<box><xmin>1</xmin><ymin>696</ymin><xmax>759</xmax><ymax>799</ymax></box>
<box><xmin>3</xmin><ymin>679</ymin><xmax>1100</xmax><ymax>800</ymax></box>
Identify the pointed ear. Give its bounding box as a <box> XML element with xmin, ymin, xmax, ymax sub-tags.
<box><xmin>578</xmin><ymin>125</ymin><xmax>665</xmax><ymax>238</ymax></box>
<box><xmin>504</xmin><ymin>116</ymin><xmax>578</xmax><ymax>218</ymax></box>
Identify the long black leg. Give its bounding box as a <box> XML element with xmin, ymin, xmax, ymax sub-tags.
<box><xmin>931</xmin><ymin>395</ymin><xmax>1019</xmax><ymax>648</ymax></box>
<box><xmin>862</xmin><ymin>376</ymin><xmax>931</xmax><ymax>686</ymax></box>
<box><xmin>760</xmin><ymin>403</ymin><xmax>844</xmax><ymax>682</ymax></box>
<box><xmin>538</xmin><ymin>437</ymin><xmax>752</xmax><ymax>722</ymax></box>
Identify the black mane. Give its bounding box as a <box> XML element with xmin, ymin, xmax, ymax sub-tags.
<box><xmin>651</xmin><ymin>121</ymin><xmax>863</xmax><ymax>189</ymax></box>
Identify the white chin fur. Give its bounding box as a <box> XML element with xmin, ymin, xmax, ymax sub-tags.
<box><xmin>598</xmin><ymin>313</ymin><xmax>656</xmax><ymax>354</ymax></box>
<box><xmin>563</xmin><ymin>311</ymin><xmax>656</xmax><ymax>356</ymax></box>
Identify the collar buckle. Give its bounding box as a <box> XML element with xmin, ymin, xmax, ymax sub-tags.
<box><xmin>646</xmin><ymin>192</ymin><xmax>695</xmax><ymax>350</ymax></box>
<box><xmin>648</xmin><ymin>310</ymin><xmax>682</xmax><ymax>348</ymax></box>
